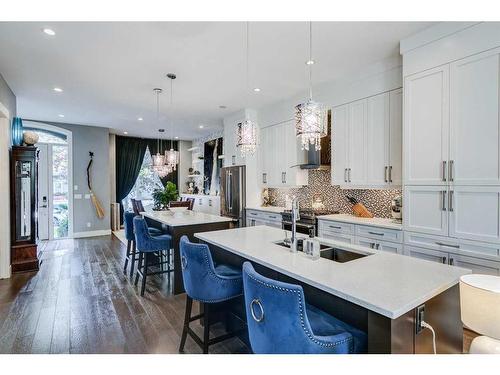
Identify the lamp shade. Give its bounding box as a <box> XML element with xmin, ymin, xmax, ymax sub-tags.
<box><xmin>460</xmin><ymin>274</ymin><xmax>500</xmax><ymax>339</ymax></box>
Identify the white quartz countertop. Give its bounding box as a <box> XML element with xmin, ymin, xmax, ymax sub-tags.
<box><xmin>317</xmin><ymin>214</ymin><xmax>403</xmax><ymax>230</ymax></box>
<box><xmin>143</xmin><ymin>210</ymin><xmax>232</xmax><ymax>227</ymax></box>
<box><xmin>195</xmin><ymin>226</ymin><xmax>470</xmax><ymax>319</ymax></box>
<box><xmin>245</xmin><ymin>206</ymin><xmax>286</xmax><ymax>214</ymax></box>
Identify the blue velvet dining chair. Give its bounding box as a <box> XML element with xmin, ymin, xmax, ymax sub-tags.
<box><xmin>132</xmin><ymin>216</ymin><xmax>173</xmax><ymax>296</ymax></box>
<box><xmin>178</xmin><ymin>236</ymin><xmax>244</xmax><ymax>354</ymax></box>
<box><xmin>123</xmin><ymin>211</ymin><xmax>163</xmax><ymax>278</ymax></box>
<box><xmin>242</xmin><ymin>261</ymin><xmax>367</xmax><ymax>354</ymax></box>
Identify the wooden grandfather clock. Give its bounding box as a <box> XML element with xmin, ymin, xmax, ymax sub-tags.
<box><xmin>10</xmin><ymin>146</ymin><xmax>40</xmax><ymax>273</ymax></box>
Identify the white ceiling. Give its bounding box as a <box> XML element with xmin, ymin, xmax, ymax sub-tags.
<box><xmin>0</xmin><ymin>22</ymin><xmax>434</xmax><ymax>140</ymax></box>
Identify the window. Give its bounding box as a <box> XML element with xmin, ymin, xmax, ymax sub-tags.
<box><xmin>123</xmin><ymin>147</ymin><xmax>163</xmax><ymax>211</ymax></box>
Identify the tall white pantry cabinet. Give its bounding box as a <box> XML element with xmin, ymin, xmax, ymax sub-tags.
<box><xmin>403</xmin><ymin>36</ymin><xmax>500</xmax><ymax>274</ymax></box>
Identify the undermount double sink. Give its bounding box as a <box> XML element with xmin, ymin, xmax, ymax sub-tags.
<box><xmin>273</xmin><ymin>239</ymin><xmax>370</xmax><ymax>263</ymax></box>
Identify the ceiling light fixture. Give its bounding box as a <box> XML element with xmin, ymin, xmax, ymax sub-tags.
<box><xmin>199</xmin><ymin>125</ymin><xmax>204</xmax><ymax>129</ymax></box>
<box><xmin>236</xmin><ymin>22</ymin><xmax>259</xmax><ymax>157</ymax></box>
<box><xmin>175</xmin><ymin>136</ymin><xmax>179</xmax><ymax>139</ymax></box>
<box><xmin>124</xmin><ymin>131</ymin><xmax>128</xmax><ymax>135</ymax></box>
<box><xmin>43</xmin><ymin>28</ymin><xmax>56</xmax><ymax>36</ymax></box>
<box><xmin>137</xmin><ymin>117</ymin><xmax>143</xmax><ymax>121</ymax></box>
<box><xmin>164</xmin><ymin>73</ymin><xmax>179</xmax><ymax>171</ymax></box>
<box><xmin>58</xmin><ymin>114</ymin><xmax>65</xmax><ymax>118</ymax></box>
<box><xmin>151</xmin><ymin>88</ymin><xmax>170</xmax><ymax>178</ymax></box>
<box><xmin>294</xmin><ymin>22</ymin><xmax>327</xmax><ymax>151</ymax></box>
<box><xmin>53</xmin><ymin>87</ymin><xmax>63</xmax><ymax>92</ymax></box>
<box><xmin>253</xmin><ymin>88</ymin><xmax>261</xmax><ymax>92</ymax></box>
<box><xmin>306</xmin><ymin>60</ymin><xmax>315</xmax><ymax>65</ymax></box>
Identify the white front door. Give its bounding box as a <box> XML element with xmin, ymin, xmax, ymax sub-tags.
<box><xmin>37</xmin><ymin>143</ymin><xmax>50</xmax><ymax>240</ymax></box>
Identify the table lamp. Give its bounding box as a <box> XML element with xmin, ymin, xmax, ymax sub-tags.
<box><xmin>460</xmin><ymin>274</ymin><xmax>500</xmax><ymax>354</ymax></box>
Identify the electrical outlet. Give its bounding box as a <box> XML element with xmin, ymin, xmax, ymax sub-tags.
<box><xmin>416</xmin><ymin>304</ymin><xmax>425</xmax><ymax>334</ymax></box>
<box><xmin>87</xmin><ymin>222</ymin><xmax>91</xmax><ymax>228</ymax></box>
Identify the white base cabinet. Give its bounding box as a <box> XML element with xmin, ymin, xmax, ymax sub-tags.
<box><xmin>180</xmin><ymin>194</ymin><xmax>220</xmax><ymax>216</ymax></box>
<box><xmin>246</xmin><ymin>209</ymin><xmax>282</xmax><ymax>228</ymax></box>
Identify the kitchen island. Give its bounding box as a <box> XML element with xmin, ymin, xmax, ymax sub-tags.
<box><xmin>195</xmin><ymin>225</ymin><xmax>471</xmax><ymax>353</ymax></box>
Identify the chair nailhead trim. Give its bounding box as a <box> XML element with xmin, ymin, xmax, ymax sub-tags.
<box><xmin>246</xmin><ymin>272</ymin><xmax>353</xmax><ymax>350</ymax></box>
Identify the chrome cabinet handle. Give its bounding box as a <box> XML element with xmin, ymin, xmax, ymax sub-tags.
<box><xmin>232</xmin><ymin>155</ymin><xmax>236</xmax><ymax>165</ymax></box>
<box><xmin>435</xmin><ymin>242</ymin><xmax>460</xmax><ymax>249</ymax></box>
<box><xmin>449</xmin><ymin>258</ymin><xmax>455</xmax><ymax>266</ymax></box>
<box><xmin>449</xmin><ymin>190</ymin><xmax>454</xmax><ymax>212</ymax></box>
<box><xmin>369</xmin><ymin>243</ymin><xmax>375</xmax><ymax>249</ymax></box>
<box><xmin>209</xmin><ymin>199</ymin><xmax>212</xmax><ymax>207</ymax></box>
<box><xmin>262</xmin><ymin>173</ymin><xmax>267</xmax><ymax>184</ymax></box>
<box><xmin>384</xmin><ymin>166</ymin><xmax>388</xmax><ymax>183</ymax></box>
<box><xmin>329</xmin><ymin>225</ymin><xmax>342</xmax><ymax>230</ymax></box>
<box><xmin>441</xmin><ymin>257</ymin><xmax>447</xmax><ymax>264</ymax></box>
<box><xmin>283</xmin><ymin>172</ymin><xmax>287</xmax><ymax>184</ymax></box>
<box><xmin>442</xmin><ymin>161</ymin><xmax>447</xmax><ymax>182</ymax></box>
<box><xmin>449</xmin><ymin>160</ymin><xmax>454</xmax><ymax>182</ymax></box>
<box><xmin>368</xmin><ymin>231</ymin><xmax>384</xmax><ymax>236</ymax></box>
<box><xmin>389</xmin><ymin>166</ymin><xmax>393</xmax><ymax>183</ymax></box>
<box><xmin>441</xmin><ymin>190</ymin><xmax>447</xmax><ymax>211</ymax></box>
<box><xmin>344</xmin><ymin>168</ymin><xmax>347</xmax><ymax>182</ymax></box>
<box><xmin>348</xmin><ymin>168</ymin><xmax>351</xmax><ymax>182</ymax></box>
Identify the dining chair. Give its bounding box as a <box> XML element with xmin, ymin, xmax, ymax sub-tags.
<box><xmin>178</xmin><ymin>236</ymin><xmax>244</xmax><ymax>354</ymax></box>
<box><xmin>130</xmin><ymin>198</ymin><xmax>140</xmax><ymax>215</ymax></box>
<box><xmin>133</xmin><ymin>216</ymin><xmax>174</xmax><ymax>296</ymax></box>
<box><xmin>123</xmin><ymin>211</ymin><xmax>164</xmax><ymax>278</ymax></box>
<box><xmin>169</xmin><ymin>201</ymin><xmax>191</xmax><ymax>209</ymax></box>
<box><xmin>242</xmin><ymin>261</ymin><xmax>367</xmax><ymax>354</ymax></box>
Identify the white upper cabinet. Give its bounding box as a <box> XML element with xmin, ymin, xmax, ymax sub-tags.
<box><xmin>258</xmin><ymin>121</ymin><xmax>308</xmax><ymax>188</ymax></box>
<box><xmin>331</xmin><ymin>88</ymin><xmax>402</xmax><ymax>189</ymax></box>
<box><xmin>366</xmin><ymin>93</ymin><xmax>389</xmax><ymax>186</ymax></box>
<box><xmin>449</xmin><ymin>48</ymin><xmax>500</xmax><ymax>185</ymax></box>
<box><xmin>348</xmin><ymin>99</ymin><xmax>368</xmax><ymax>185</ymax></box>
<box><xmin>404</xmin><ymin>65</ymin><xmax>450</xmax><ymax>185</ymax></box>
<box><xmin>331</xmin><ymin>104</ymin><xmax>349</xmax><ymax>186</ymax></box>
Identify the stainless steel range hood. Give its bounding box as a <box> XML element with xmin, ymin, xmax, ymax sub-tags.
<box><xmin>298</xmin><ymin>110</ymin><xmax>331</xmax><ymax>170</ymax></box>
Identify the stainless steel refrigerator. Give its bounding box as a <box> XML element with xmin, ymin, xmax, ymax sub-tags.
<box><xmin>220</xmin><ymin>165</ymin><xmax>246</xmax><ymax>227</ymax></box>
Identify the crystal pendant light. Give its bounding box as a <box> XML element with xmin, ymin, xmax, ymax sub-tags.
<box><xmin>295</xmin><ymin>22</ymin><xmax>327</xmax><ymax>151</ymax></box>
<box><xmin>236</xmin><ymin>22</ymin><xmax>259</xmax><ymax>157</ymax></box>
<box><xmin>164</xmin><ymin>73</ymin><xmax>180</xmax><ymax>171</ymax></box>
<box><xmin>152</xmin><ymin>88</ymin><xmax>166</xmax><ymax>170</ymax></box>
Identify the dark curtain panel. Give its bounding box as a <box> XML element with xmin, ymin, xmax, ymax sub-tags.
<box><xmin>115</xmin><ymin>136</ymin><xmax>179</xmax><ymax>223</ymax></box>
<box><xmin>116</xmin><ymin>135</ymin><xmax>148</xmax><ymax>222</ymax></box>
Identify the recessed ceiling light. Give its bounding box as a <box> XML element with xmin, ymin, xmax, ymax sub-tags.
<box><xmin>199</xmin><ymin>125</ymin><xmax>204</xmax><ymax>129</ymax></box>
<box><xmin>219</xmin><ymin>105</ymin><xmax>227</xmax><ymax>109</ymax></box>
<box><xmin>53</xmin><ymin>87</ymin><xmax>63</xmax><ymax>93</ymax></box>
<box><xmin>58</xmin><ymin>114</ymin><xmax>65</xmax><ymax>118</ymax></box>
<box><xmin>137</xmin><ymin>117</ymin><xmax>143</xmax><ymax>121</ymax></box>
<box><xmin>175</xmin><ymin>136</ymin><xmax>179</xmax><ymax>139</ymax></box>
<box><xmin>253</xmin><ymin>88</ymin><xmax>261</xmax><ymax>92</ymax></box>
<box><xmin>43</xmin><ymin>28</ymin><xmax>56</xmax><ymax>36</ymax></box>
<box><xmin>306</xmin><ymin>60</ymin><xmax>315</xmax><ymax>65</ymax></box>
<box><xmin>124</xmin><ymin>131</ymin><xmax>128</xmax><ymax>135</ymax></box>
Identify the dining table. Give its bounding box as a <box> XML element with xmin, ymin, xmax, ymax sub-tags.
<box><xmin>141</xmin><ymin>209</ymin><xmax>234</xmax><ymax>294</ymax></box>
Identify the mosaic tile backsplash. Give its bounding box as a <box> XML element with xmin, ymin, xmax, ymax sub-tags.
<box><xmin>267</xmin><ymin>170</ymin><xmax>401</xmax><ymax>218</ymax></box>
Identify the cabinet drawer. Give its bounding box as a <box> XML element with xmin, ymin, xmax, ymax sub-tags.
<box><xmin>356</xmin><ymin>236</ymin><xmax>403</xmax><ymax>254</ymax></box>
<box><xmin>355</xmin><ymin>225</ymin><xmax>402</xmax><ymax>243</ymax></box>
<box><xmin>318</xmin><ymin>220</ymin><xmax>354</xmax><ymax>235</ymax></box>
<box><xmin>404</xmin><ymin>245</ymin><xmax>449</xmax><ymax>264</ymax></box>
<box><xmin>319</xmin><ymin>231</ymin><xmax>354</xmax><ymax>244</ymax></box>
<box><xmin>262</xmin><ymin>212</ymin><xmax>282</xmax><ymax>222</ymax></box>
<box><xmin>448</xmin><ymin>254</ymin><xmax>500</xmax><ymax>275</ymax></box>
<box><xmin>246</xmin><ymin>210</ymin><xmax>281</xmax><ymax>223</ymax></box>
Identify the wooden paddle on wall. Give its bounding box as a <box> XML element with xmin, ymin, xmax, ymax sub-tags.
<box><xmin>87</xmin><ymin>151</ymin><xmax>105</xmax><ymax>219</ymax></box>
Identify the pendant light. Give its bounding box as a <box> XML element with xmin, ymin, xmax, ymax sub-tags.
<box><xmin>294</xmin><ymin>22</ymin><xmax>327</xmax><ymax>151</ymax></box>
<box><xmin>152</xmin><ymin>88</ymin><xmax>166</xmax><ymax>169</ymax></box>
<box><xmin>236</xmin><ymin>22</ymin><xmax>259</xmax><ymax>157</ymax></box>
<box><xmin>153</xmin><ymin>128</ymin><xmax>172</xmax><ymax>178</ymax></box>
<box><xmin>164</xmin><ymin>73</ymin><xmax>179</xmax><ymax>171</ymax></box>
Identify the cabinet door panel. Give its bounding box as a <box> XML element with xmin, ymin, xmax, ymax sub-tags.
<box><xmin>404</xmin><ymin>186</ymin><xmax>448</xmax><ymax>236</ymax></box>
<box><xmin>259</xmin><ymin>126</ymin><xmax>270</xmax><ymax>186</ymax></box>
<box><xmin>404</xmin><ymin>66</ymin><xmax>449</xmax><ymax>185</ymax></box>
<box><xmin>449</xmin><ymin>186</ymin><xmax>500</xmax><ymax>243</ymax></box>
<box><xmin>405</xmin><ymin>245</ymin><xmax>449</xmax><ymax>264</ymax></box>
<box><xmin>320</xmin><ymin>232</ymin><xmax>354</xmax><ymax>244</ymax></box>
<box><xmin>449</xmin><ymin>254</ymin><xmax>500</xmax><ymax>275</ymax></box>
<box><xmin>348</xmin><ymin>99</ymin><xmax>367</xmax><ymax>185</ymax></box>
<box><xmin>389</xmin><ymin>88</ymin><xmax>402</xmax><ymax>185</ymax></box>
<box><xmin>366</xmin><ymin>92</ymin><xmax>389</xmax><ymax>186</ymax></box>
<box><xmin>450</xmin><ymin>49</ymin><xmax>500</xmax><ymax>185</ymax></box>
<box><xmin>331</xmin><ymin>105</ymin><xmax>349</xmax><ymax>186</ymax></box>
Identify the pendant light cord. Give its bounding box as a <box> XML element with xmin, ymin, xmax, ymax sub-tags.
<box><xmin>309</xmin><ymin>21</ymin><xmax>313</xmax><ymax>101</ymax></box>
<box><xmin>170</xmin><ymin>78</ymin><xmax>173</xmax><ymax>150</ymax></box>
<box><xmin>156</xmin><ymin>89</ymin><xmax>161</xmax><ymax>153</ymax></box>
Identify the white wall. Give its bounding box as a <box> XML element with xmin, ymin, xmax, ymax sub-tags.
<box><xmin>0</xmin><ymin>102</ymin><xmax>10</xmax><ymax>279</ymax></box>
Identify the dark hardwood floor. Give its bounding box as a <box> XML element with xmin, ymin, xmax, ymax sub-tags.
<box><xmin>0</xmin><ymin>235</ymin><xmax>249</xmax><ymax>354</ymax></box>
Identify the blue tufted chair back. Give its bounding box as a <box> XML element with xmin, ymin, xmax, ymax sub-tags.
<box><xmin>123</xmin><ymin>211</ymin><xmax>136</xmax><ymax>241</ymax></box>
<box><xmin>179</xmin><ymin>236</ymin><xmax>242</xmax><ymax>303</ymax></box>
<box><xmin>133</xmin><ymin>216</ymin><xmax>155</xmax><ymax>251</ymax></box>
<box><xmin>242</xmin><ymin>262</ymin><xmax>353</xmax><ymax>354</ymax></box>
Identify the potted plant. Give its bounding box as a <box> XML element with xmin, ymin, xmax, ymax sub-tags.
<box><xmin>152</xmin><ymin>181</ymin><xmax>179</xmax><ymax>210</ymax></box>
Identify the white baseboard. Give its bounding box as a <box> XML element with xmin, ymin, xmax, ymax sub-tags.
<box><xmin>73</xmin><ymin>229</ymin><xmax>112</xmax><ymax>238</ymax></box>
